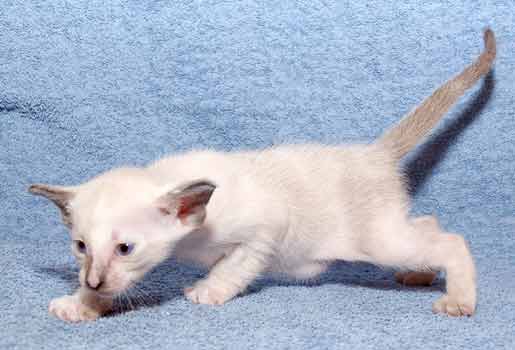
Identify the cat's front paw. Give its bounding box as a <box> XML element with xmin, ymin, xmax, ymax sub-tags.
<box><xmin>49</xmin><ymin>295</ymin><xmax>101</xmax><ymax>322</ymax></box>
<box><xmin>184</xmin><ymin>280</ymin><xmax>236</xmax><ymax>305</ymax></box>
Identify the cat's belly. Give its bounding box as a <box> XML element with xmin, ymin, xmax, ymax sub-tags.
<box><xmin>270</xmin><ymin>257</ymin><xmax>329</xmax><ymax>280</ymax></box>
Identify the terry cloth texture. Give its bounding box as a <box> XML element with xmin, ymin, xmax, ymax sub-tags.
<box><xmin>1</xmin><ymin>1</ymin><xmax>514</xmax><ymax>349</ymax></box>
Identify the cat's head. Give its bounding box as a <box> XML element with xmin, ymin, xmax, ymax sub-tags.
<box><xmin>29</xmin><ymin>167</ymin><xmax>216</xmax><ymax>297</ymax></box>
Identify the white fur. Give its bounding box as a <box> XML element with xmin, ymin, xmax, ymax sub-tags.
<box><xmin>40</xmin><ymin>143</ymin><xmax>477</xmax><ymax>320</ymax></box>
<box><xmin>30</xmin><ymin>30</ymin><xmax>496</xmax><ymax>321</ymax></box>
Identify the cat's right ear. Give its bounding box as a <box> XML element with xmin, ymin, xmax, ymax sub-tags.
<box><xmin>28</xmin><ymin>184</ymin><xmax>76</xmax><ymax>228</ymax></box>
<box><xmin>155</xmin><ymin>179</ymin><xmax>216</xmax><ymax>228</ymax></box>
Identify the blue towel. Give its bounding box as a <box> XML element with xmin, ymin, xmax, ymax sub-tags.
<box><xmin>1</xmin><ymin>1</ymin><xmax>514</xmax><ymax>349</ymax></box>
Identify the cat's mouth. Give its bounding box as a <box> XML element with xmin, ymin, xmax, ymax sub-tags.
<box><xmin>82</xmin><ymin>281</ymin><xmax>127</xmax><ymax>298</ymax></box>
<box><xmin>88</xmin><ymin>281</ymin><xmax>136</xmax><ymax>299</ymax></box>
<box><xmin>94</xmin><ymin>290</ymin><xmax>117</xmax><ymax>299</ymax></box>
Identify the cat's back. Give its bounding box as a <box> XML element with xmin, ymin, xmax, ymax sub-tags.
<box><xmin>147</xmin><ymin>148</ymin><xmax>259</xmax><ymax>188</ymax></box>
<box><xmin>147</xmin><ymin>143</ymin><xmax>395</xmax><ymax>190</ymax></box>
<box><xmin>247</xmin><ymin>143</ymin><xmax>387</xmax><ymax>186</ymax></box>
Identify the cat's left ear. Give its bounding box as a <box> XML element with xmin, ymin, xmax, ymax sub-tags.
<box><xmin>156</xmin><ymin>179</ymin><xmax>216</xmax><ymax>227</ymax></box>
<box><xmin>28</xmin><ymin>184</ymin><xmax>76</xmax><ymax>228</ymax></box>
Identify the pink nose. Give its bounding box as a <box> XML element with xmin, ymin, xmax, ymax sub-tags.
<box><xmin>86</xmin><ymin>273</ymin><xmax>104</xmax><ymax>290</ymax></box>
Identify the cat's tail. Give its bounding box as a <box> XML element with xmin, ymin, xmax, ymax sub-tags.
<box><xmin>376</xmin><ymin>29</ymin><xmax>496</xmax><ymax>160</ymax></box>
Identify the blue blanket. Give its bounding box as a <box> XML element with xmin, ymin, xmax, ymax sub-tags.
<box><xmin>2</xmin><ymin>1</ymin><xmax>514</xmax><ymax>349</ymax></box>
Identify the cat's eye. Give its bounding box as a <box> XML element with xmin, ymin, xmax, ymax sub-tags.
<box><xmin>116</xmin><ymin>243</ymin><xmax>134</xmax><ymax>256</ymax></box>
<box><xmin>75</xmin><ymin>240</ymin><xmax>87</xmax><ymax>254</ymax></box>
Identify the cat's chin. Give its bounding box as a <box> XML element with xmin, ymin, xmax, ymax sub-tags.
<box><xmin>95</xmin><ymin>291</ymin><xmax>117</xmax><ymax>299</ymax></box>
<box><xmin>85</xmin><ymin>287</ymin><xmax>127</xmax><ymax>299</ymax></box>
<box><xmin>97</xmin><ymin>292</ymin><xmax>117</xmax><ymax>299</ymax></box>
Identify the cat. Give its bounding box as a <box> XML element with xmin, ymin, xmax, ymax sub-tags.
<box><xmin>29</xmin><ymin>29</ymin><xmax>496</xmax><ymax>322</ymax></box>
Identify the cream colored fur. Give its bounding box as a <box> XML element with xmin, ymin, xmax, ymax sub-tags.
<box><xmin>29</xmin><ymin>30</ymin><xmax>495</xmax><ymax>322</ymax></box>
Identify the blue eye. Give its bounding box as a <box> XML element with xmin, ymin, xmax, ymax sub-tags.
<box><xmin>116</xmin><ymin>243</ymin><xmax>134</xmax><ymax>256</ymax></box>
<box><xmin>75</xmin><ymin>240</ymin><xmax>87</xmax><ymax>254</ymax></box>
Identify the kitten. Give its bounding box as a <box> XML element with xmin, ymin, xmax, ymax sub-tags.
<box><xmin>29</xmin><ymin>30</ymin><xmax>495</xmax><ymax>322</ymax></box>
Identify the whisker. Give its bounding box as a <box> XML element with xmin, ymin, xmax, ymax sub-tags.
<box><xmin>137</xmin><ymin>286</ymin><xmax>158</xmax><ymax>306</ymax></box>
<box><xmin>130</xmin><ymin>288</ymin><xmax>146</xmax><ymax>308</ymax></box>
<box><xmin>124</xmin><ymin>292</ymin><xmax>135</xmax><ymax>312</ymax></box>
<box><xmin>129</xmin><ymin>279</ymin><xmax>159</xmax><ymax>306</ymax></box>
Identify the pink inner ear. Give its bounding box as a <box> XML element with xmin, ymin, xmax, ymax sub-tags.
<box><xmin>177</xmin><ymin>203</ymin><xmax>191</xmax><ymax>219</ymax></box>
<box><xmin>176</xmin><ymin>198</ymin><xmax>201</xmax><ymax>220</ymax></box>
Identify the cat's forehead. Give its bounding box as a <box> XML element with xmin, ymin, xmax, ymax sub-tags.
<box><xmin>76</xmin><ymin>183</ymin><xmax>152</xmax><ymax>211</ymax></box>
<box><xmin>71</xmin><ymin>168</ymin><xmax>162</xmax><ymax>230</ymax></box>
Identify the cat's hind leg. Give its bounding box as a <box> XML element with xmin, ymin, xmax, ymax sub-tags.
<box><xmin>363</xmin><ymin>213</ymin><xmax>476</xmax><ymax>316</ymax></box>
<box><xmin>395</xmin><ymin>216</ymin><xmax>440</xmax><ymax>287</ymax></box>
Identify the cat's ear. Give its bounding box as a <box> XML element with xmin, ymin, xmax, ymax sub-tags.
<box><xmin>156</xmin><ymin>179</ymin><xmax>216</xmax><ymax>227</ymax></box>
<box><xmin>28</xmin><ymin>184</ymin><xmax>76</xmax><ymax>228</ymax></box>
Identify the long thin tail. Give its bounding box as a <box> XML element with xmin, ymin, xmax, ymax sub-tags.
<box><xmin>376</xmin><ymin>29</ymin><xmax>496</xmax><ymax>160</ymax></box>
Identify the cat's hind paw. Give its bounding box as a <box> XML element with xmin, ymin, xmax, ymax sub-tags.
<box><xmin>432</xmin><ymin>294</ymin><xmax>476</xmax><ymax>317</ymax></box>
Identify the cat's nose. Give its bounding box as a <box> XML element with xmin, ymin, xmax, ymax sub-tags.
<box><xmin>86</xmin><ymin>278</ymin><xmax>104</xmax><ymax>290</ymax></box>
<box><xmin>86</xmin><ymin>275</ymin><xmax>104</xmax><ymax>291</ymax></box>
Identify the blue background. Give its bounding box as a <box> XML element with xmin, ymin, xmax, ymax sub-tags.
<box><xmin>1</xmin><ymin>1</ymin><xmax>514</xmax><ymax>349</ymax></box>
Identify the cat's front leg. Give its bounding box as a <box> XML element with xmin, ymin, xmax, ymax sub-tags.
<box><xmin>49</xmin><ymin>287</ymin><xmax>112</xmax><ymax>322</ymax></box>
<box><xmin>184</xmin><ymin>238</ymin><xmax>275</xmax><ymax>305</ymax></box>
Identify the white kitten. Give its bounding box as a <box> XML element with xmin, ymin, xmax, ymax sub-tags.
<box><xmin>30</xmin><ymin>30</ymin><xmax>496</xmax><ymax>322</ymax></box>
